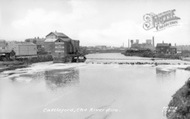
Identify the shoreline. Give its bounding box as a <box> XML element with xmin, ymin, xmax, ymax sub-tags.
<box><xmin>0</xmin><ymin>54</ymin><xmax>53</xmax><ymax>73</ymax></box>
<box><xmin>0</xmin><ymin>61</ymin><xmax>29</xmax><ymax>73</ymax></box>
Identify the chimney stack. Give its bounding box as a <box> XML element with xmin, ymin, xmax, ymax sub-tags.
<box><xmin>152</xmin><ymin>36</ymin><xmax>155</xmax><ymax>47</ymax></box>
<box><xmin>131</xmin><ymin>40</ymin><xmax>134</xmax><ymax>45</ymax></box>
<box><xmin>128</xmin><ymin>39</ymin><xmax>130</xmax><ymax>48</ymax></box>
<box><xmin>136</xmin><ymin>39</ymin><xmax>139</xmax><ymax>44</ymax></box>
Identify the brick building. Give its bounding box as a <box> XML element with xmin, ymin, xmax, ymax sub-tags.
<box><xmin>156</xmin><ymin>43</ymin><xmax>177</xmax><ymax>54</ymax></box>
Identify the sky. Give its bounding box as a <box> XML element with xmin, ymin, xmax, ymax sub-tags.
<box><xmin>0</xmin><ymin>0</ymin><xmax>190</xmax><ymax>47</ymax></box>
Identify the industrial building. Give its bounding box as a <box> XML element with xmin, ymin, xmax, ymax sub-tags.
<box><xmin>129</xmin><ymin>36</ymin><xmax>155</xmax><ymax>50</ymax></box>
<box><xmin>44</xmin><ymin>31</ymin><xmax>71</xmax><ymax>54</ymax></box>
<box><xmin>44</xmin><ymin>31</ymin><xmax>83</xmax><ymax>63</ymax></box>
<box><xmin>7</xmin><ymin>42</ymin><xmax>37</xmax><ymax>56</ymax></box>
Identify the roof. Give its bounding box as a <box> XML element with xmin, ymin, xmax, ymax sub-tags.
<box><xmin>156</xmin><ymin>43</ymin><xmax>170</xmax><ymax>47</ymax></box>
<box><xmin>12</xmin><ymin>42</ymin><xmax>36</xmax><ymax>46</ymax></box>
<box><xmin>46</xmin><ymin>31</ymin><xmax>69</xmax><ymax>38</ymax></box>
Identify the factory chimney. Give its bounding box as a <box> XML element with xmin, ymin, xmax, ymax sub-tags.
<box><xmin>131</xmin><ymin>40</ymin><xmax>134</xmax><ymax>44</ymax></box>
<box><xmin>152</xmin><ymin>36</ymin><xmax>155</xmax><ymax>47</ymax></box>
<box><xmin>128</xmin><ymin>39</ymin><xmax>130</xmax><ymax>48</ymax></box>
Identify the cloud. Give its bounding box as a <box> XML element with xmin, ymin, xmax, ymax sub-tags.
<box><xmin>79</xmin><ymin>21</ymin><xmax>144</xmax><ymax>46</ymax></box>
<box><xmin>3</xmin><ymin>0</ymin><xmax>190</xmax><ymax>46</ymax></box>
<box><xmin>10</xmin><ymin>0</ymin><xmax>98</xmax><ymax>40</ymax></box>
<box><xmin>0</xmin><ymin>11</ymin><xmax>2</xmax><ymax>28</ymax></box>
<box><xmin>69</xmin><ymin>0</ymin><xmax>98</xmax><ymax>18</ymax></box>
<box><xmin>0</xmin><ymin>11</ymin><xmax>2</xmax><ymax>39</ymax></box>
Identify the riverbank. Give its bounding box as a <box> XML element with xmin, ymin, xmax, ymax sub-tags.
<box><xmin>166</xmin><ymin>79</ymin><xmax>190</xmax><ymax>119</ymax></box>
<box><xmin>0</xmin><ymin>55</ymin><xmax>53</xmax><ymax>73</ymax></box>
<box><xmin>0</xmin><ymin>61</ymin><xmax>28</xmax><ymax>73</ymax></box>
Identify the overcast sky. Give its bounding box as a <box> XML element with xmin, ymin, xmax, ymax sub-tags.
<box><xmin>0</xmin><ymin>0</ymin><xmax>190</xmax><ymax>46</ymax></box>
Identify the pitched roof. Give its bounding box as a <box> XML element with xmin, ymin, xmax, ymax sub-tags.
<box><xmin>156</xmin><ymin>43</ymin><xmax>170</xmax><ymax>47</ymax></box>
<box><xmin>16</xmin><ymin>42</ymin><xmax>36</xmax><ymax>46</ymax></box>
<box><xmin>46</xmin><ymin>31</ymin><xmax>69</xmax><ymax>38</ymax></box>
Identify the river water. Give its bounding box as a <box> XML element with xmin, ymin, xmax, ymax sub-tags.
<box><xmin>1</xmin><ymin>53</ymin><xmax>190</xmax><ymax>119</ymax></box>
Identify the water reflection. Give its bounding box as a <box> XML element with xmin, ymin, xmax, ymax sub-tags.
<box><xmin>156</xmin><ymin>67</ymin><xmax>176</xmax><ymax>80</ymax></box>
<box><xmin>44</xmin><ymin>68</ymin><xmax>79</xmax><ymax>90</ymax></box>
<box><xmin>9</xmin><ymin>71</ymin><xmax>45</xmax><ymax>82</ymax></box>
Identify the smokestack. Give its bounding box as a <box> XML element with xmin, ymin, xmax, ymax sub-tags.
<box><xmin>131</xmin><ymin>40</ymin><xmax>134</xmax><ymax>47</ymax></box>
<box><xmin>152</xmin><ymin>36</ymin><xmax>155</xmax><ymax>47</ymax></box>
<box><xmin>136</xmin><ymin>39</ymin><xmax>139</xmax><ymax>44</ymax></box>
<box><xmin>131</xmin><ymin>40</ymin><xmax>134</xmax><ymax>44</ymax></box>
<box><xmin>128</xmin><ymin>39</ymin><xmax>129</xmax><ymax>48</ymax></box>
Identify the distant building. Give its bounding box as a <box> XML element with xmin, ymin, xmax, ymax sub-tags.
<box><xmin>94</xmin><ymin>45</ymin><xmax>107</xmax><ymax>50</ymax></box>
<box><xmin>130</xmin><ymin>37</ymin><xmax>155</xmax><ymax>50</ymax></box>
<box><xmin>7</xmin><ymin>41</ymin><xmax>37</xmax><ymax>56</ymax></box>
<box><xmin>176</xmin><ymin>45</ymin><xmax>190</xmax><ymax>51</ymax></box>
<box><xmin>156</xmin><ymin>43</ymin><xmax>177</xmax><ymax>54</ymax></box>
<box><xmin>0</xmin><ymin>40</ymin><xmax>8</xmax><ymax>51</ymax></box>
<box><xmin>44</xmin><ymin>31</ymin><xmax>71</xmax><ymax>54</ymax></box>
<box><xmin>146</xmin><ymin>39</ymin><xmax>152</xmax><ymax>44</ymax></box>
<box><xmin>25</xmin><ymin>37</ymin><xmax>45</xmax><ymax>49</ymax></box>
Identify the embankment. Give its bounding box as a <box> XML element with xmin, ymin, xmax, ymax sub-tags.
<box><xmin>166</xmin><ymin>79</ymin><xmax>190</xmax><ymax>119</ymax></box>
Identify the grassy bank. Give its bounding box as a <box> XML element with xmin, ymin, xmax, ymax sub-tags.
<box><xmin>166</xmin><ymin>79</ymin><xmax>190</xmax><ymax>119</ymax></box>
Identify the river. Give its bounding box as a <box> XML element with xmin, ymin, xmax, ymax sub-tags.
<box><xmin>1</xmin><ymin>53</ymin><xmax>190</xmax><ymax>119</ymax></box>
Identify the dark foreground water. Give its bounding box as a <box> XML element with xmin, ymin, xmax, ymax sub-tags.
<box><xmin>1</xmin><ymin>53</ymin><xmax>190</xmax><ymax>119</ymax></box>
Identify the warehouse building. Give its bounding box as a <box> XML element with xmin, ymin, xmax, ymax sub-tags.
<box><xmin>44</xmin><ymin>31</ymin><xmax>81</xmax><ymax>62</ymax></box>
<box><xmin>44</xmin><ymin>31</ymin><xmax>79</xmax><ymax>54</ymax></box>
<box><xmin>7</xmin><ymin>41</ymin><xmax>37</xmax><ymax>56</ymax></box>
<box><xmin>44</xmin><ymin>31</ymin><xmax>71</xmax><ymax>54</ymax></box>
